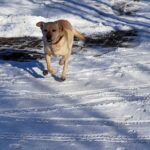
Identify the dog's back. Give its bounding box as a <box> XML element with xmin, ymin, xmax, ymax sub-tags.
<box><xmin>57</xmin><ymin>20</ymin><xmax>86</xmax><ymax>41</ymax></box>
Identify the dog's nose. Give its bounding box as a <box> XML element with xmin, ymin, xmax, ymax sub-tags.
<box><xmin>46</xmin><ymin>34</ymin><xmax>52</xmax><ymax>42</ymax></box>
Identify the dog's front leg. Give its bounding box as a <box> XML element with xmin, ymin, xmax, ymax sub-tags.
<box><xmin>61</xmin><ymin>40</ymin><xmax>73</xmax><ymax>81</ymax></box>
<box><xmin>61</xmin><ymin>59</ymin><xmax>68</xmax><ymax>81</ymax></box>
<box><xmin>43</xmin><ymin>54</ymin><xmax>55</xmax><ymax>76</ymax></box>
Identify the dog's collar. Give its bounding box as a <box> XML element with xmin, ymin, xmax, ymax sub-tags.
<box><xmin>50</xmin><ymin>35</ymin><xmax>64</xmax><ymax>45</ymax></box>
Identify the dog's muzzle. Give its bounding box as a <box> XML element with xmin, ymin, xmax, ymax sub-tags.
<box><xmin>46</xmin><ymin>35</ymin><xmax>52</xmax><ymax>43</ymax></box>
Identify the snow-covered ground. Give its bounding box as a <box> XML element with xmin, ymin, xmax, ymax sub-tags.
<box><xmin>0</xmin><ymin>0</ymin><xmax>150</xmax><ymax>150</ymax></box>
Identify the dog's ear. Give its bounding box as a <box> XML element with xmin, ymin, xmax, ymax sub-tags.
<box><xmin>59</xmin><ymin>23</ymin><xmax>64</xmax><ymax>32</ymax></box>
<box><xmin>36</xmin><ymin>21</ymin><xmax>44</xmax><ymax>28</ymax></box>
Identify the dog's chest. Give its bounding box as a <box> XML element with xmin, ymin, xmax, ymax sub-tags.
<box><xmin>44</xmin><ymin>42</ymin><xmax>66</xmax><ymax>57</ymax></box>
<box><xmin>52</xmin><ymin>44</ymin><xmax>68</xmax><ymax>56</ymax></box>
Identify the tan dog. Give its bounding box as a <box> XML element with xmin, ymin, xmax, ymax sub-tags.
<box><xmin>36</xmin><ymin>19</ymin><xmax>86</xmax><ymax>81</ymax></box>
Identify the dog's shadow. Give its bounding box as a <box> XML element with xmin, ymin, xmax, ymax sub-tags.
<box><xmin>0</xmin><ymin>48</ymin><xmax>45</xmax><ymax>78</ymax></box>
<box><xmin>9</xmin><ymin>60</ymin><xmax>44</xmax><ymax>79</ymax></box>
<box><xmin>51</xmin><ymin>74</ymin><xmax>65</xmax><ymax>82</ymax></box>
<box><xmin>10</xmin><ymin>61</ymin><xmax>65</xmax><ymax>81</ymax></box>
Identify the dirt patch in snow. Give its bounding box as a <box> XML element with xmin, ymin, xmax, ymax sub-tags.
<box><xmin>0</xmin><ymin>49</ymin><xmax>44</xmax><ymax>62</ymax></box>
<box><xmin>0</xmin><ymin>29</ymin><xmax>138</xmax><ymax>61</ymax></box>
<box><xmin>0</xmin><ymin>37</ymin><xmax>42</xmax><ymax>50</ymax></box>
<box><xmin>85</xmin><ymin>29</ymin><xmax>138</xmax><ymax>47</ymax></box>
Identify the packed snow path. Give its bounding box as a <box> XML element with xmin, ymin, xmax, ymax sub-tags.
<box><xmin>0</xmin><ymin>41</ymin><xmax>150</xmax><ymax>149</ymax></box>
<box><xmin>0</xmin><ymin>0</ymin><xmax>150</xmax><ymax>150</ymax></box>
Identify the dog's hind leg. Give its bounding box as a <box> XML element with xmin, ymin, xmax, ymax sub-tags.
<box><xmin>59</xmin><ymin>56</ymin><xmax>66</xmax><ymax>66</ymax></box>
<box><xmin>60</xmin><ymin>32</ymin><xmax>74</xmax><ymax>81</ymax></box>
<box><xmin>61</xmin><ymin>57</ymin><xmax>69</xmax><ymax>81</ymax></box>
<box><xmin>60</xmin><ymin>47</ymin><xmax>73</xmax><ymax>81</ymax></box>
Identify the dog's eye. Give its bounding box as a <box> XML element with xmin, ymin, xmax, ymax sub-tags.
<box><xmin>44</xmin><ymin>29</ymin><xmax>47</xmax><ymax>32</ymax></box>
<box><xmin>52</xmin><ymin>29</ymin><xmax>56</xmax><ymax>32</ymax></box>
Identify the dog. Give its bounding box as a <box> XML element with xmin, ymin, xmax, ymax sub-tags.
<box><xmin>36</xmin><ymin>19</ymin><xmax>86</xmax><ymax>81</ymax></box>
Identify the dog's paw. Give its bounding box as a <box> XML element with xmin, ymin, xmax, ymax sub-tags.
<box><xmin>60</xmin><ymin>76</ymin><xmax>66</xmax><ymax>81</ymax></box>
<box><xmin>59</xmin><ymin>59</ymin><xmax>65</xmax><ymax>66</ymax></box>
<box><xmin>43</xmin><ymin>70</ymin><xmax>48</xmax><ymax>76</ymax></box>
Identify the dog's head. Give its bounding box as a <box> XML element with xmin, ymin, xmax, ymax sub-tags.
<box><xmin>36</xmin><ymin>21</ymin><xmax>63</xmax><ymax>44</ymax></box>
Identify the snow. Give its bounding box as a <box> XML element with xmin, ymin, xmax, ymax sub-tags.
<box><xmin>0</xmin><ymin>0</ymin><xmax>150</xmax><ymax>150</ymax></box>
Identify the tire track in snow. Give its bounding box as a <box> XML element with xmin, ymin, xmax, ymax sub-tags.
<box><xmin>0</xmin><ymin>116</ymin><xmax>150</xmax><ymax>143</ymax></box>
<box><xmin>0</xmin><ymin>85</ymin><xmax>150</xmax><ymax>99</ymax></box>
<box><xmin>68</xmin><ymin>62</ymin><xmax>150</xmax><ymax>75</ymax></box>
<box><xmin>0</xmin><ymin>96</ymin><xmax>149</xmax><ymax>116</ymax></box>
<box><xmin>0</xmin><ymin>133</ymin><xmax>149</xmax><ymax>143</ymax></box>
<box><xmin>0</xmin><ymin>116</ymin><xmax>150</xmax><ymax>126</ymax></box>
<box><xmin>0</xmin><ymin>84</ymin><xmax>149</xmax><ymax>116</ymax></box>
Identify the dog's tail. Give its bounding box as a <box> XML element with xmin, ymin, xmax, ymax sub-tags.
<box><xmin>73</xmin><ymin>29</ymin><xmax>86</xmax><ymax>41</ymax></box>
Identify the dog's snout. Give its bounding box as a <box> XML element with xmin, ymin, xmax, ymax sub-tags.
<box><xmin>46</xmin><ymin>34</ymin><xmax>52</xmax><ymax>41</ymax></box>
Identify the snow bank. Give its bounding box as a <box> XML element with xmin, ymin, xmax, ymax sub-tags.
<box><xmin>0</xmin><ymin>0</ymin><xmax>116</xmax><ymax>37</ymax></box>
<box><xmin>0</xmin><ymin>15</ymin><xmax>114</xmax><ymax>37</ymax></box>
<box><xmin>0</xmin><ymin>0</ymin><xmax>147</xmax><ymax>38</ymax></box>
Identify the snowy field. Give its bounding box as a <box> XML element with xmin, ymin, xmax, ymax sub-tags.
<box><xmin>0</xmin><ymin>0</ymin><xmax>150</xmax><ymax>150</ymax></box>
